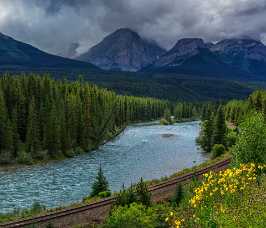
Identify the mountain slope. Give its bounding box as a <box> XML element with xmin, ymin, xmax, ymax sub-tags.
<box><xmin>210</xmin><ymin>38</ymin><xmax>266</xmax><ymax>79</ymax></box>
<box><xmin>143</xmin><ymin>37</ymin><xmax>266</xmax><ymax>81</ymax></box>
<box><xmin>143</xmin><ymin>38</ymin><xmax>241</xmax><ymax>78</ymax></box>
<box><xmin>0</xmin><ymin>32</ymin><xmax>99</xmax><ymax>71</ymax></box>
<box><xmin>76</xmin><ymin>28</ymin><xmax>165</xmax><ymax>71</ymax></box>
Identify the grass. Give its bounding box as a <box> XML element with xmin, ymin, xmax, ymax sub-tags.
<box><xmin>166</xmin><ymin>164</ymin><xmax>266</xmax><ymax>228</ymax></box>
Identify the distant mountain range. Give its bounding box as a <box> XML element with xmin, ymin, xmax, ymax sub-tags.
<box><xmin>0</xmin><ymin>32</ymin><xmax>98</xmax><ymax>72</ymax></box>
<box><xmin>77</xmin><ymin>28</ymin><xmax>165</xmax><ymax>71</ymax></box>
<box><xmin>144</xmin><ymin>37</ymin><xmax>266</xmax><ymax>80</ymax></box>
<box><xmin>0</xmin><ymin>29</ymin><xmax>264</xmax><ymax>101</ymax></box>
<box><xmin>77</xmin><ymin>29</ymin><xmax>266</xmax><ymax>80</ymax></box>
<box><xmin>1</xmin><ymin>29</ymin><xmax>266</xmax><ymax>81</ymax></box>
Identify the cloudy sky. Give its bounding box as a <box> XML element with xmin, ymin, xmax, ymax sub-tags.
<box><xmin>0</xmin><ymin>0</ymin><xmax>266</xmax><ymax>57</ymax></box>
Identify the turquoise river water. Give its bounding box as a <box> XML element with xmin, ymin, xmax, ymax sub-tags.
<box><xmin>0</xmin><ymin>121</ymin><xmax>207</xmax><ymax>214</ymax></box>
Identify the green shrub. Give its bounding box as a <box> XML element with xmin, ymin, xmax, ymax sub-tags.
<box><xmin>226</xmin><ymin>130</ymin><xmax>237</xmax><ymax>148</ymax></box>
<box><xmin>98</xmin><ymin>191</ymin><xmax>111</xmax><ymax>198</ymax></box>
<box><xmin>116</xmin><ymin>178</ymin><xmax>151</xmax><ymax>207</ymax></box>
<box><xmin>231</xmin><ymin>112</ymin><xmax>266</xmax><ymax>164</ymax></box>
<box><xmin>16</xmin><ymin>150</ymin><xmax>33</xmax><ymax>165</ymax></box>
<box><xmin>31</xmin><ymin>202</ymin><xmax>46</xmax><ymax>214</ymax></box>
<box><xmin>104</xmin><ymin>203</ymin><xmax>155</xmax><ymax>228</ymax></box>
<box><xmin>171</xmin><ymin>184</ymin><xmax>183</xmax><ymax>206</ymax></box>
<box><xmin>104</xmin><ymin>203</ymin><xmax>172</xmax><ymax>228</ymax></box>
<box><xmin>160</xmin><ymin>118</ymin><xmax>170</xmax><ymax>125</ymax></box>
<box><xmin>116</xmin><ymin>185</ymin><xmax>137</xmax><ymax>206</ymax></box>
<box><xmin>211</xmin><ymin>144</ymin><xmax>226</xmax><ymax>158</ymax></box>
<box><xmin>135</xmin><ymin>178</ymin><xmax>151</xmax><ymax>206</ymax></box>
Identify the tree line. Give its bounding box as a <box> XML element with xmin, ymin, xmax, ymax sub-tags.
<box><xmin>160</xmin><ymin>102</ymin><xmax>216</xmax><ymax>125</ymax></box>
<box><xmin>0</xmin><ymin>75</ymin><xmax>168</xmax><ymax>165</ymax></box>
<box><xmin>224</xmin><ymin>90</ymin><xmax>266</xmax><ymax>125</ymax></box>
<box><xmin>198</xmin><ymin>90</ymin><xmax>266</xmax><ymax>162</ymax></box>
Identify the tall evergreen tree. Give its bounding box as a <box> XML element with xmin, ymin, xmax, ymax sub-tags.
<box><xmin>198</xmin><ymin>109</ymin><xmax>213</xmax><ymax>153</ymax></box>
<box><xmin>212</xmin><ymin>106</ymin><xmax>227</xmax><ymax>146</ymax></box>
<box><xmin>90</xmin><ymin>165</ymin><xmax>109</xmax><ymax>197</ymax></box>
<box><xmin>0</xmin><ymin>88</ymin><xmax>7</xmax><ymax>152</ymax></box>
<box><xmin>25</xmin><ymin>99</ymin><xmax>41</xmax><ymax>158</ymax></box>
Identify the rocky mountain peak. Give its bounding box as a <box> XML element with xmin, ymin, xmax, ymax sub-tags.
<box><xmin>211</xmin><ymin>38</ymin><xmax>266</xmax><ymax>64</ymax></box>
<box><xmin>169</xmin><ymin>38</ymin><xmax>206</xmax><ymax>54</ymax></box>
<box><xmin>76</xmin><ymin>28</ymin><xmax>165</xmax><ymax>71</ymax></box>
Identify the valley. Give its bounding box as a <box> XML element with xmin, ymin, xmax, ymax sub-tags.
<box><xmin>0</xmin><ymin>2</ymin><xmax>266</xmax><ymax>227</ymax></box>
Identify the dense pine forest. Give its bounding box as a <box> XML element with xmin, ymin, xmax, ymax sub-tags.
<box><xmin>198</xmin><ymin>90</ymin><xmax>266</xmax><ymax>160</ymax></box>
<box><xmin>0</xmin><ymin>75</ymin><xmax>168</xmax><ymax>165</ymax></box>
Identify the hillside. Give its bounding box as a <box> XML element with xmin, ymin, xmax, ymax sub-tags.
<box><xmin>0</xmin><ymin>32</ymin><xmax>99</xmax><ymax>72</ymax></box>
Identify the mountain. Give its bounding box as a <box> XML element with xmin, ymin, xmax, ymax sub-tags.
<box><xmin>0</xmin><ymin>32</ymin><xmax>99</xmax><ymax>71</ymax></box>
<box><xmin>143</xmin><ymin>37</ymin><xmax>266</xmax><ymax>80</ymax></box>
<box><xmin>76</xmin><ymin>28</ymin><xmax>166</xmax><ymax>72</ymax></box>
<box><xmin>143</xmin><ymin>38</ymin><xmax>237</xmax><ymax>77</ymax></box>
<box><xmin>210</xmin><ymin>38</ymin><xmax>266</xmax><ymax>79</ymax></box>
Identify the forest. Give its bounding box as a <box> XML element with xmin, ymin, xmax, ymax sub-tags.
<box><xmin>0</xmin><ymin>75</ymin><xmax>168</xmax><ymax>165</ymax></box>
<box><xmin>198</xmin><ymin>90</ymin><xmax>266</xmax><ymax>158</ymax></box>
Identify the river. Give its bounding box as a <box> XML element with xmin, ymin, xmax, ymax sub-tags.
<box><xmin>0</xmin><ymin>121</ymin><xmax>207</xmax><ymax>214</ymax></box>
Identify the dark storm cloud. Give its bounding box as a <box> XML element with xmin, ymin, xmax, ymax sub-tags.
<box><xmin>0</xmin><ymin>0</ymin><xmax>266</xmax><ymax>57</ymax></box>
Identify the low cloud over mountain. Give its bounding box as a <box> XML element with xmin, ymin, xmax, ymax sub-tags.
<box><xmin>0</xmin><ymin>0</ymin><xmax>266</xmax><ymax>58</ymax></box>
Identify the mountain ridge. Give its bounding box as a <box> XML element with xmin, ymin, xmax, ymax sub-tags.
<box><xmin>143</xmin><ymin>37</ymin><xmax>266</xmax><ymax>80</ymax></box>
<box><xmin>76</xmin><ymin>28</ymin><xmax>166</xmax><ymax>71</ymax></box>
<box><xmin>0</xmin><ymin>32</ymin><xmax>99</xmax><ymax>72</ymax></box>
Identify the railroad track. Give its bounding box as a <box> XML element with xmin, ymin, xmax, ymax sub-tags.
<box><xmin>1</xmin><ymin>158</ymin><xmax>231</xmax><ymax>228</ymax></box>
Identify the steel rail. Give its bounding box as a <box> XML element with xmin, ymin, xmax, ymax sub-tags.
<box><xmin>1</xmin><ymin>158</ymin><xmax>231</xmax><ymax>228</ymax></box>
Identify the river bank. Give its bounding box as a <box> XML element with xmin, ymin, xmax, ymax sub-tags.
<box><xmin>0</xmin><ymin>154</ymin><xmax>230</xmax><ymax>224</ymax></box>
<box><xmin>0</xmin><ymin>125</ymin><xmax>127</xmax><ymax>172</ymax></box>
<box><xmin>0</xmin><ymin>121</ymin><xmax>206</xmax><ymax>214</ymax></box>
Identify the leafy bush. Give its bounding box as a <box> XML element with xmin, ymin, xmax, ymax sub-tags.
<box><xmin>16</xmin><ymin>150</ymin><xmax>33</xmax><ymax>165</ymax></box>
<box><xmin>116</xmin><ymin>178</ymin><xmax>151</xmax><ymax>207</ymax></box>
<box><xmin>160</xmin><ymin>118</ymin><xmax>170</xmax><ymax>125</ymax></box>
<box><xmin>211</xmin><ymin>144</ymin><xmax>225</xmax><ymax>158</ymax></box>
<box><xmin>226</xmin><ymin>130</ymin><xmax>237</xmax><ymax>148</ymax></box>
<box><xmin>104</xmin><ymin>203</ymin><xmax>172</xmax><ymax>228</ymax></box>
<box><xmin>231</xmin><ymin>112</ymin><xmax>266</xmax><ymax>164</ymax></box>
<box><xmin>104</xmin><ymin>203</ymin><xmax>156</xmax><ymax>228</ymax></box>
<box><xmin>116</xmin><ymin>185</ymin><xmax>137</xmax><ymax>206</ymax></box>
<box><xmin>98</xmin><ymin>191</ymin><xmax>111</xmax><ymax>198</ymax></box>
<box><xmin>31</xmin><ymin>202</ymin><xmax>46</xmax><ymax>214</ymax></box>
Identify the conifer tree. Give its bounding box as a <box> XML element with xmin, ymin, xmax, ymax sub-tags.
<box><xmin>135</xmin><ymin>177</ymin><xmax>151</xmax><ymax>206</ymax></box>
<box><xmin>3</xmin><ymin>119</ymin><xmax>14</xmax><ymax>153</ymax></box>
<box><xmin>90</xmin><ymin>165</ymin><xmax>110</xmax><ymax>197</ymax></box>
<box><xmin>212</xmin><ymin>106</ymin><xmax>227</xmax><ymax>146</ymax></box>
<box><xmin>25</xmin><ymin>99</ymin><xmax>41</xmax><ymax>157</ymax></box>
<box><xmin>11</xmin><ymin>109</ymin><xmax>20</xmax><ymax>157</ymax></box>
<box><xmin>199</xmin><ymin>114</ymin><xmax>213</xmax><ymax>153</ymax></box>
<box><xmin>46</xmin><ymin>104</ymin><xmax>61</xmax><ymax>157</ymax></box>
<box><xmin>0</xmin><ymin>88</ymin><xmax>7</xmax><ymax>152</ymax></box>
